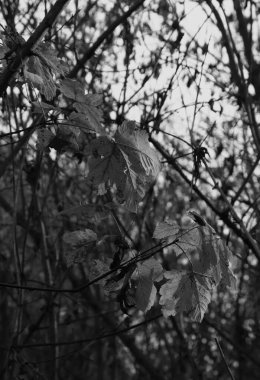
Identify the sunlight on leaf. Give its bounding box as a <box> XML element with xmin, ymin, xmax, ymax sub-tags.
<box><xmin>153</xmin><ymin>220</ymin><xmax>180</xmax><ymax>240</ymax></box>
<box><xmin>135</xmin><ymin>258</ymin><xmax>164</xmax><ymax>312</ymax></box>
<box><xmin>159</xmin><ymin>270</ymin><xmax>213</xmax><ymax>322</ymax></box>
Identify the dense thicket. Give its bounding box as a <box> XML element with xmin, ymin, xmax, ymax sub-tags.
<box><xmin>0</xmin><ymin>1</ymin><xmax>260</xmax><ymax>379</ymax></box>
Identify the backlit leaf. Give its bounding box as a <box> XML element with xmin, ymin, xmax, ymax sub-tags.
<box><xmin>135</xmin><ymin>258</ymin><xmax>164</xmax><ymax>312</ymax></box>
<box><xmin>24</xmin><ymin>42</ymin><xmax>67</xmax><ymax>100</ymax></box>
<box><xmin>88</xmin><ymin>121</ymin><xmax>160</xmax><ymax>212</ymax></box>
<box><xmin>159</xmin><ymin>270</ymin><xmax>213</xmax><ymax>322</ymax></box>
<box><xmin>153</xmin><ymin>210</ymin><xmax>236</xmax><ymax>290</ymax></box>
<box><xmin>59</xmin><ymin>79</ymin><xmax>85</xmax><ymax>102</ymax></box>
<box><xmin>60</xmin><ymin>79</ymin><xmax>103</xmax><ymax>133</ymax></box>
<box><xmin>115</xmin><ymin>120</ymin><xmax>161</xmax><ymax>177</ymax></box>
<box><xmin>153</xmin><ymin>220</ymin><xmax>180</xmax><ymax>240</ymax></box>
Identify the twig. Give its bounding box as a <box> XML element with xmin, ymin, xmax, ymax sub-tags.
<box><xmin>202</xmin><ymin>158</ymin><xmax>260</xmax><ymax>260</ymax></box>
<box><xmin>215</xmin><ymin>337</ymin><xmax>236</xmax><ymax>380</ymax></box>
<box><xmin>68</xmin><ymin>0</ymin><xmax>145</xmax><ymax>78</ymax></box>
<box><xmin>0</xmin><ymin>0</ymin><xmax>71</xmax><ymax>97</ymax></box>
<box><xmin>12</xmin><ymin>314</ymin><xmax>161</xmax><ymax>348</ymax></box>
<box><xmin>231</xmin><ymin>151</ymin><xmax>260</xmax><ymax>205</ymax></box>
<box><xmin>150</xmin><ymin>136</ymin><xmax>259</xmax><ymax>256</ymax></box>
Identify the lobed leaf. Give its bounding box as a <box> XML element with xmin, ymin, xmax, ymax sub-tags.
<box><xmin>60</xmin><ymin>79</ymin><xmax>103</xmax><ymax>134</ymax></box>
<box><xmin>63</xmin><ymin>229</ymin><xmax>97</xmax><ymax>248</ymax></box>
<box><xmin>36</xmin><ymin>128</ymin><xmax>55</xmax><ymax>151</ymax></box>
<box><xmin>154</xmin><ymin>211</ymin><xmax>236</xmax><ymax>321</ymax></box>
<box><xmin>135</xmin><ymin>258</ymin><xmax>164</xmax><ymax>312</ymax></box>
<box><xmin>115</xmin><ymin>120</ymin><xmax>161</xmax><ymax>177</ymax></box>
<box><xmin>59</xmin><ymin>79</ymin><xmax>85</xmax><ymax>102</ymax></box>
<box><xmin>159</xmin><ymin>270</ymin><xmax>213</xmax><ymax>322</ymax></box>
<box><xmin>153</xmin><ymin>220</ymin><xmax>180</xmax><ymax>240</ymax></box>
<box><xmin>87</xmin><ymin>121</ymin><xmax>161</xmax><ymax>212</ymax></box>
<box><xmin>62</xmin><ymin>229</ymin><xmax>97</xmax><ymax>267</ymax></box>
<box><xmin>24</xmin><ymin>42</ymin><xmax>67</xmax><ymax>100</ymax></box>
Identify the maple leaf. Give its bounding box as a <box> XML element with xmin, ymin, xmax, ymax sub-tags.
<box><xmin>87</xmin><ymin>121</ymin><xmax>161</xmax><ymax>211</ymax></box>
<box><xmin>115</xmin><ymin>120</ymin><xmax>161</xmax><ymax>177</ymax></box>
<box><xmin>36</xmin><ymin>128</ymin><xmax>55</xmax><ymax>151</ymax></box>
<box><xmin>153</xmin><ymin>210</ymin><xmax>236</xmax><ymax>291</ymax></box>
<box><xmin>49</xmin><ymin>125</ymin><xmax>79</xmax><ymax>153</ymax></box>
<box><xmin>159</xmin><ymin>270</ymin><xmax>213</xmax><ymax>322</ymax></box>
<box><xmin>62</xmin><ymin>229</ymin><xmax>97</xmax><ymax>266</ymax></box>
<box><xmin>214</xmin><ymin>240</ymin><xmax>237</xmax><ymax>290</ymax></box>
<box><xmin>63</xmin><ymin>229</ymin><xmax>97</xmax><ymax>248</ymax></box>
<box><xmin>32</xmin><ymin>101</ymin><xmax>60</xmax><ymax>114</ymax></box>
<box><xmin>89</xmin><ymin>259</ymin><xmax>111</xmax><ymax>287</ymax></box>
<box><xmin>0</xmin><ymin>30</ymin><xmax>67</xmax><ymax>99</ymax></box>
<box><xmin>134</xmin><ymin>258</ymin><xmax>164</xmax><ymax>312</ymax></box>
<box><xmin>60</xmin><ymin>79</ymin><xmax>103</xmax><ymax>134</ymax></box>
<box><xmin>153</xmin><ymin>220</ymin><xmax>180</xmax><ymax>240</ymax></box>
<box><xmin>154</xmin><ymin>220</ymin><xmax>200</xmax><ymax>256</ymax></box>
<box><xmin>59</xmin><ymin>78</ymin><xmax>85</xmax><ymax>101</ymax></box>
<box><xmin>24</xmin><ymin>42</ymin><xmax>68</xmax><ymax>100</ymax></box>
<box><xmin>0</xmin><ymin>27</ymin><xmax>25</xmax><ymax>63</ymax></box>
<box><xmin>89</xmin><ymin>259</ymin><xmax>123</xmax><ymax>295</ymax></box>
<box><xmin>136</xmin><ymin>275</ymin><xmax>157</xmax><ymax>312</ymax></box>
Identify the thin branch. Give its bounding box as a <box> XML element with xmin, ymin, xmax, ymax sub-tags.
<box><xmin>68</xmin><ymin>0</ymin><xmax>145</xmax><ymax>78</ymax></box>
<box><xmin>12</xmin><ymin>314</ymin><xmax>161</xmax><ymax>349</ymax></box>
<box><xmin>150</xmin><ymin>136</ymin><xmax>260</xmax><ymax>258</ymax></box>
<box><xmin>0</xmin><ymin>0</ymin><xmax>71</xmax><ymax>97</ymax></box>
<box><xmin>202</xmin><ymin>158</ymin><xmax>260</xmax><ymax>260</ymax></box>
<box><xmin>215</xmin><ymin>337</ymin><xmax>236</xmax><ymax>380</ymax></box>
<box><xmin>231</xmin><ymin>151</ymin><xmax>260</xmax><ymax>205</ymax></box>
